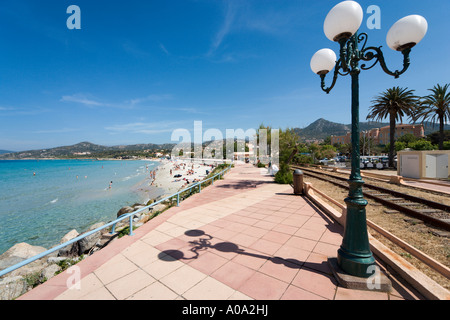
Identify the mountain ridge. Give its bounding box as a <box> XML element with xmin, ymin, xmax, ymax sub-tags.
<box><xmin>0</xmin><ymin>142</ymin><xmax>176</xmax><ymax>160</ymax></box>
<box><xmin>1</xmin><ymin>119</ymin><xmax>448</xmax><ymax>159</ymax></box>
<box><xmin>293</xmin><ymin>118</ymin><xmax>449</xmax><ymax>141</ymax></box>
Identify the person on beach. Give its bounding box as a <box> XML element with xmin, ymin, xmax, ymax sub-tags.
<box><xmin>109</xmin><ymin>181</ymin><xmax>113</xmax><ymax>189</ymax></box>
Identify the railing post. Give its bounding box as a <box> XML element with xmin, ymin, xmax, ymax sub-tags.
<box><xmin>129</xmin><ymin>215</ymin><xmax>135</xmax><ymax>236</ymax></box>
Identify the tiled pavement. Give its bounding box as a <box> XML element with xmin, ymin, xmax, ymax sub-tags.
<box><xmin>19</xmin><ymin>163</ymin><xmax>424</xmax><ymax>300</ymax></box>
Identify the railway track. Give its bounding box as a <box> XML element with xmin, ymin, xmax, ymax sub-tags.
<box><xmin>292</xmin><ymin>166</ymin><xmax>450</xmax><ymax>232</ymax></box>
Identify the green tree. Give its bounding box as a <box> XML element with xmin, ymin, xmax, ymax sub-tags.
<box><xmin>366</xmin><ymin>87</ymin><xmax>419</xmax><ymax>168</ymax></box>
<box><xmin>444</xmin><ymin>141</ymin><xmax>450</xmax><ymax>150</ymax></box>
<box><xmin>316</xmin><ymin>145</ymin><xmax>337</xmax><ymax>160</ymax></box>
<box><xmin>274</xmin><ymin>128</ymin><xmax>303</xmax><ymax>184</ymax></box>
<box><xmin>397</xmin><ymin>133</ymin><xmax>419</xmax><ymax>145</ymax></box>
<box><xmin>394</xmin><ymin>141</ymin><xmax>407</xmax><ymax>152</ymax></box>
<box><xmin>321</xmin><ymin>136</ymin><xmax>332</xmax><ymax>145</ymax></box>
<box><xmin>413</xmin><ymin>84</ymin><xmax>450</xmax><ymax>150</ymax></box>
<box><xmin>308</xmin><ymin>143</ymin><xmax>320</xmax><ymax>164</ymax></box>
<box><xmin>408</xmin><ymin>139</ymin><xmax>437</xmax><ymax>151</ymax></box>
<box><xmin>427</xmin><ymin>130</ymin><xmax>450</xmax><ymax>146</ymax></box>
<box><xmin>336</xmin><ymin>143</ymin><xmax>352</xmax><ymax>155</ymax></box>
<box><xmin>294</xmin><ymin>154</ymin><xmax>313</xmax><ymax>165</ymax></box>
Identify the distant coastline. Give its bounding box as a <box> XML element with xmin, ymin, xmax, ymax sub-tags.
<box><xmin>0</xmin><ymin>141</ymin><xmax>175</xmax><ymax>161</ymax></box>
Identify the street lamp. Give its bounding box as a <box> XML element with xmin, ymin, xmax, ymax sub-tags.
<box><xmin>311</xmin><ymin>1</ymin><xmax>427</xmax><ymax>279</ymax></box>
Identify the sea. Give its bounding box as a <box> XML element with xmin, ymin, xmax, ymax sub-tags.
<box><xmin>0</xmin><ymin>159</ymin><xmax>161</xmax><ymax>255</ymax></box>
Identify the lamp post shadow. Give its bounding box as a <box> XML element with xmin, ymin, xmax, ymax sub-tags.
<box><xmin>158</xmin><ymin>229</ymin><xmax>330</xmax><ymax>275</ymax></box>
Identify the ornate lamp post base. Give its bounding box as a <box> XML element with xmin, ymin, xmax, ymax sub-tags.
<box><xmin>328</xmin><ymin>257</ymin><xmax>392</xmax><ymax>292</ymax></box>
<box><xmin>338</xmin><ymin>177</ymin><xmax>375</xmax><ymax>278</ymax></box>
<box><xmin>337</xmin><ymin>246</ymin><xmax>375</xmax><ymax>279</ymax></box>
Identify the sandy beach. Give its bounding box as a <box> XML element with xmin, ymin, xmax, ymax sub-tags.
<box><xmin>134</xmin><ymin>159</ymin><xmax>221</xmax><ymax>203</ymax></box>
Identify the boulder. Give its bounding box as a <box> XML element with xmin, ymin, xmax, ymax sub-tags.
<box><xmin>151</xmin><ymin>203</ymin><xmax>168</xmax><ymax>213</ymax></box>
<box><xmin>47</xmin><ymin>257</ymin><xmax>69</xmax><ymax>264</ymax></box>
<box><xmin>139</xmin><ymin>214</ymin><xmax>152</xmax><ymax>225</ymax></box>
<box><xmin>133</xmin><ymin>205</ymin><xmax>150</xmax><ymax>215</ymax></box>
<box><xmin>58</xmin><ymin>230</ymin><xmax>80</xmax><ymax>258</ymax></box>
<box><xmin>39</xmin><ymin>264</ymin><xmax>61</xmax><ymax>283</ymax></box>
<box><xmin>0</xmin><ymin>276</ymin><xmax>28</xmax><ymax>300</ymax></box>
<box><xmin>0</xmin><ymin>243</ymin><xmax>47</xmax><ymax>276</ymax></box>
<box><xmin>116</xmin><ymin>206</ymin><xmax>135</xmax><ymax>218</ymax></box>
<box><xmin>77</xmin><ymin>222</ymin><xmax>107</xmax><ymax>255</ymax></box>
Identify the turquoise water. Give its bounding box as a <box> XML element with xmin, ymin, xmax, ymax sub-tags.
<box><xmin>0</xmin><ymin>159</ymin><xmax>159</xmax><ymax>255</ymax></box>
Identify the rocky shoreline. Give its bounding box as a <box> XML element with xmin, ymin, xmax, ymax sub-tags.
<box><xmin>0</xmin><ymin>200</ymin><xmax>169</xmax><ymax>300</ymax></box>
<box><xmin>0</xmin><ymin>159</ymin><xmax>220</xmax><ymax>300</ymax></box>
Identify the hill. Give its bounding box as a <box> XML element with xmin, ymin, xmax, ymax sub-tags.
<box><xmin>293</xmin><ymin>118</ymin><xmax>450</xmax><ymax>141</ymax></box>
<box><xmin>0</xmin><ymin>142</ymin><xmax>176</xmax><ymax>160</ymax></box>
<box><xmin>293</xmin><ymin>119</ymin><xmax>350</xmax><ymax>140</ymax></box>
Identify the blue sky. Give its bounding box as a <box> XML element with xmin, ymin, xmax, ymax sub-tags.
<box><xmin>0</xmin><ymin>0</ymin><xmax>449</xmax><ymax>151</ymax></box>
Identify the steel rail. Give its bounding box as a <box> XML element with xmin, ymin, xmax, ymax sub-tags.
<box><xmin>305</xmin><ymin>183</ymin><xmax>450</xmax><ymax>280</ymax></box>
<box><xmin>293</xmin><ymin>166</ymin><xmax>450</xmax><ymax>231</ymax></box>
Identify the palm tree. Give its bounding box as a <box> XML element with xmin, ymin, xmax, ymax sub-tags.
<box><xmin>413</xmin><ymin>84</ymin><xmax>450</xmax><ymax>150</ymax></box>
<box><xmin>366</xmin><ymin>87</ymin><xmax>419</xmax><ymax>167</ymax></box>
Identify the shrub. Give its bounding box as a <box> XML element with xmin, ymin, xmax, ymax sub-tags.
<box><xmin>257</xmin><ymin>162</ymin><xmax>266</xmax><ymax>168</ymax></box>
<box><xmin>117</xmin><ymin>226</ymin><xmax>138</xmax><ymax>238</ymax></box>
<box><xmin>443</xmin><ymin>141</ymin><xmax>450</xmax><ymax>150</ymax></box>
<box><xmin>295</xmin><ymin>155</ymin><xmax>313</xmax><ymax>165</ymax></box>
<box><xmin>394</xmin><ymin>141</ymin><xmax>407</xmax><ymax>152</ymax></box>
<box><xmin>274</xmin><ymin>164</ymin><xmax>293</xmax><ymax>185</ymax></box>
<box><xmin>24</xmin><ymin>272</ymin><xmax>44</xmax><ymax>288</ymax></box>
<box><xmin>409</xmin><ymin>140</ymin><xmax>437</xmax><ymax>151</ymax></box>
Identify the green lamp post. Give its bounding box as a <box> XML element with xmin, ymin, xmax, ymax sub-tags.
<box><xmin>310</xmin><ymin>1</ymin><xmax>427</xmax><ymax>278</ymax></box>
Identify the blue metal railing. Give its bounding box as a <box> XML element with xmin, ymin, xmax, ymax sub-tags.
<box><xmin>0</xmin><ymin>164</ymin><xmax>232</xmax><ymax>278</ymax></box>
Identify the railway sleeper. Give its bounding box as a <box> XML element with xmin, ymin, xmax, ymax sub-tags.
<box><xmin>396</xmin><ymin>203</ymin><xmax>421</xmax><ymax>206</ymax></box>
<box><xmin>417</xmin><ymin>209</ymin><xmax>443</xmax><ymax>214</ymax></box>
<box><xmin>429</xmin><ymin>229</ymin><xmax>450</xmax><ymax>238</ymax></box>
<box><xmin>404</xmin><ymin>218</ymin><xmax>424</xmax><ymax>225</ymax></box>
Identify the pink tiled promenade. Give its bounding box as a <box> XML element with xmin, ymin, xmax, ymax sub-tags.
<box><xmin>19</xmin><ymin>163</ymin><xmax>424</xmax><ymax>300</ymax></box>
